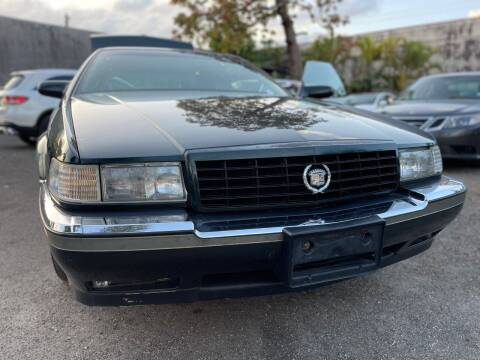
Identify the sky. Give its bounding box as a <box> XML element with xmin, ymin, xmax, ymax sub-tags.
<box><xmin>0</xmin><ymin>0</ymin><xmax>479</xmax><ymax>45</ymax></box>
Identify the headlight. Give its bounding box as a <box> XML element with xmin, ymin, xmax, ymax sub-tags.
<box><xmin>101</xmin><ymin>163</ymin><xmax>186</xmax><ymax>202</ymax></box>
<box><xmin>399</xmin><ymin>146</ymin><xmax>442</xmax><ymax>182</ymax></box>
<box><xmin>48</xmin><ymin>159</ymin><xmax>186</xmax><ymax>203</ymax></box>
<box><xmin>48</xmin><ymin>158</ymin><xmax>101</xmax><ymax>203</ymax></box>
<box><xmin>444</xmin><ymin>114</ymin><xmax>480</xmax><ymax>128</ymax></box>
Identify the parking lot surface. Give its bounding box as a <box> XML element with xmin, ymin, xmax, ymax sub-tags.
<box><xmin>0</xmin><ymin>135</ymin><xmax>478</xmax><ymax>360</ymax></box>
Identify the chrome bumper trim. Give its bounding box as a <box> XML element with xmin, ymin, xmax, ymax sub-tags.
<box><xmin>40</xmin><ymin>185</ymin><xmax>194</xmax><ymax>236</ymax></box>
<box><xmin>40</xmin><ymin>176</ymin><xmax>466</xmax><ymax>251</ymax></box>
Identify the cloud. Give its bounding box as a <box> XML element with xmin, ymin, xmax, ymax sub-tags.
<box><xmin>338</xmin><ymin>0</ymin><xmax>380</xmax><ymax>17</ymax></box>
<box><xmin>468</xmin><ymin>9</ymin><xmax>480</xmax><ymax>18</ymax></box>
<box><xmin>0</xmin><ymin>0</ymin><xmax>380</xmax><ymax>46</ymax></box>
<box><xmin>0</xmin><ymin>0</ymin><xmax>178</xmax><ymax>37</ymax></box>
<box><xmin>113</xmin><ymin>0</ymin><xmax>154</xmax><ymax>12</ymax></box>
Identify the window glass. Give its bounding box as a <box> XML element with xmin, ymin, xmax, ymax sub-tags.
<box><xmin>76</xmin><ymin>50</ymin><xmax>287</xmax><ymax>97</ymax></box>
<box><xmin>47</xmin><ymin>75</ymin><xmax>74</xmax><ymax>81</ymax></box>
<box><xmin>302</xmin><ymin>61</ymin><xmax>347</xmax><ymax>97</ymax></box>
<box><xmin>2</xmin><ymin>75</ymin><xmax>24</xmax><ymax>90</ymax></box>
<box><xmin>401</xmin><ymin>76</ymin><xmax>480</xmax><ymax>100</ymax></box>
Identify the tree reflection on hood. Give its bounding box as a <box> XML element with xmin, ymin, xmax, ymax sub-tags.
<box><xmin>176</xmin><ymin>96</ymin><xmax>328</xmax><ymax>131</ymax></box>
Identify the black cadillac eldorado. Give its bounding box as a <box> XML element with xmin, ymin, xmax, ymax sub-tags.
<box><xmin>36</xmin><ymin>48</ymin><xmax>466</xmax><ymax>306</ymax></box>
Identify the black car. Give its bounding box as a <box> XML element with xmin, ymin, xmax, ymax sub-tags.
<box><xmin>36</xmin><ymin>48</ymin><xmax>466</xmax><ymax>306</ymax></box>
<box><xmin>382</xmin><ymin>72</ymin><xmax>480</xmax><ymax>160</ymax></box>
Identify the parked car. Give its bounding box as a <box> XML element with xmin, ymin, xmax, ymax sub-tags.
<box><xmin>382</xmin><ymin>72</ymin><xmax>480</xmax><ymax>160</ymax></box>
<box><xmin>301</xmin><ymin>61</ymin><xmax>347</xmax><ymax>98</ymax></box>
<box><xmin>276</xmin><ymin>61</ymin><xmax>347</xmax><ymax>99</ymax></box>
<box><xmin>342</xmin><ymin>92</ymin><xmax>396</xmax><ymax>112</ymax></box>
<box><xmin>0</xmin><ymin>69</ymin><xmax>76</xmax><ymax>144</ymax></box>
<box><xmin>36</xmin><ymin>48</ymin><xmax>465</xmax><ymax>306</ymax></box>
<box><xmin>275</xmin><ymin>79</ymin><xmax>302</xmax><ymax>96</ymax></box>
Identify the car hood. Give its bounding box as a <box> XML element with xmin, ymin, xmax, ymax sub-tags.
<box><xmin>70</xmin><ymin>92</ymin><xmax>434</xmax><ymax>162</ymax></box>
<box><xmin>381</xmin><ymin>99</ymin><xmax>480</xmax><ymax>116</ymax></box>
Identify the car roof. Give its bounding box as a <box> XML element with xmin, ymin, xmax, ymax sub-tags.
<box><xmin>422</xmin><ymin>71</ymin><xmax>480</xmax><ymax>79</ymax></box>
<box><xmin>93</xmin><ymin>46</ymin><xmax>227</xmax><ymax>59</ymax></box>
<box><xmin>11</xmin><ymin>68</ymin><xmax>77</xmax><ymax>76</ymax></box>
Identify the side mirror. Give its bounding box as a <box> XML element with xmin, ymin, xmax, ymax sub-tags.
<box><xmin>386</xmin><ymin>95</ymin><xmax>395</xmax><ymax>104</ymax></box>
<box><xmin>301</xmin><ymin>85</ymin><xmax>335</xmax><ymax>99</ymax></box>
<box><xmin>379</xmin><ymin>95</ymin><xmax>395</xmax><ymax>107</ymax></box>
<box><xmin>38</xmin><ymin>80</ymin><xmax>70</xmax><ymax>99</ymax></box>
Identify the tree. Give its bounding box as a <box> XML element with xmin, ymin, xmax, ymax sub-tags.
<box><xmin>303</xmin><ymin>35</ymin><xmax>352</xmax><ymax>65</ymax></box>
<box><xmin>379</xmin><ymin>37</ymin><xmax>438</xmax><ymax>91</ymax></box>
<box><xmin>244</xmin><ymin>41</ymin><xmax>286</xmax><ymax>76</ymax></box>
<box><xmin>171</xmin><ymin>0</ymin><xmax>347</xmax><ymax>79</ymax></box>
<box><xmin>171</xmin><ymin>0</ymin><xmax>256</xmax><ymax>57</ymax></box>
<box><xmin>353</xmin><ymin>36</ymin><xmax>382</xmax><ymax>91</ymax></box>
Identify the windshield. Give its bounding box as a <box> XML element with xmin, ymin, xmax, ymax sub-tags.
<box><xmin>75</xmin><ymin>50</ymin><xmax>287</xmax><ymax>97</ymax></box>
<box><xmin>2</xmin><ymin>75</ymin><xmax>24</xmax><ymax>90</ymax></box>
<box><xmin>344</xmin><ymin>93</ymin><xmax>378</xmax><ymax>105</ymax></box>
<box><xmin>401</xmin><ymin>75</ymin><xmax>480</xmax><ymax>100</ymax></box>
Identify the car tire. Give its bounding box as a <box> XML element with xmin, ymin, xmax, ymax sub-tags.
<box><xmin>37</xmin><ymin>113</ymin><xmax>51</xmax><ymax>137</ymax></box>
<box><xmin>18</xmin><ymin>133</ymin><xmax>36</xmax><ymax>146</ymax></box>
<box><xmin>51</xmin><ymin>255</ymin><xmax>68</xmax><ymax>283</ymax></box>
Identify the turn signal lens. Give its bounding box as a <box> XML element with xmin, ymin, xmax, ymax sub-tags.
<box><xmin>48</xmin><ymin>158</ymin><xmax>101</xmax><ymax>203</ymax></box>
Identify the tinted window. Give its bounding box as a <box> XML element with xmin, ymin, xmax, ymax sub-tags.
<box><xmin>76</xmin><ymin>50</ymin><xmax>287</xmax><ymax>97</ymax></box>
<box><xmin>47</xmin><ymin>75</ymin><xmax>74</xmax><ymax>81</ymax></box>
<box><xmin>401</xmin><ymin>75</ymin><xmax>480</xmax><ymax>100</ymax></box>
<box><xmin>2</xmin><ymin>75</ymin><xmax>24</xmax><ymax>90</ymax></box>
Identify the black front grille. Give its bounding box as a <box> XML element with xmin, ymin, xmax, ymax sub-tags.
<box><xmin>393</xmin><ymin>117</ymin><xmax>429</xmax><ymax>128</ymax></box>
<box><xmin>194</xmin><ymin>150</ymin><xmax>399</xmax><ymax>210</ymax></box>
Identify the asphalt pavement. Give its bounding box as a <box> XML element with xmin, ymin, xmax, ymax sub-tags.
<box><xmin>0</xmin><ymin>135</ymin><xmax>479</xmax><ymax>360</ymax></box>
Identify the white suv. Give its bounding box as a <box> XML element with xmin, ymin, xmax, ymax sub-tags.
<box><xmin>0</xmin><ymin>69</ymin><xmax>76</xmax><ymax>144</ymax></box>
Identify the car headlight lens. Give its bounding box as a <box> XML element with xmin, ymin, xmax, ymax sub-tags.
<box><xmin>399</xmin><ymin>146</ymin><xmax>442</xmax><ymax>182</ymax></box>
<box><xmin>444</xmin><ymin>114</ymin><xmax>480</xmax><ymax>128</ymax></box>
<box><xmin>48</xmin><ymin>159</ymin><xmax>186</xmax><ymax>203</ymax></box>
<box><xmin>101</xmin><ymin>163</ymin><xmax>186</xmax><ymax>202</ymax></box>
<box><xmin>48</xmin><ymin>158</ymin><xmax>101</xmax><ymax>203</ymax></box>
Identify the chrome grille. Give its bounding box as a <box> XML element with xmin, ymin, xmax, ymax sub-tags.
<box><xmin>195</xmin><ymin>150</ymin><xmax>399</xmax><ymax>210</ymax></box>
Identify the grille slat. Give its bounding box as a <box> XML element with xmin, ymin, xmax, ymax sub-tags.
<box><xmin>195</xmin><ymin>150</ymin><xmax>399</xmax><ymax>210</ymax></box>
<box><xmin>199</xmin><ymin>172</ymin><xmax>398</xmax><ymax>191</ymax></box>
<box><xmin>392</xmin><ymin>117</ymin><xmax>429</xmax><ymax>128</ymax></box>
<box><xmin>197</xmin><ymin>164</ymin><xmax>397</xmax><ymax>181</ymax></box>
<box><xmin>196</xmin><ymin>155</ymin><xmax>397</xmax><ymax>172</ymax></box>
<box><xmin>199</xmin><ymin>181</ymin><xmax>399</xmax><ymax>201</ymax></box>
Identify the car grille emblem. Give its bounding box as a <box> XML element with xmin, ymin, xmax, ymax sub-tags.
<box><xmin>303</xmin><ymin>164</ymin><xmax>331</xmax><ymax>194</ymax></box>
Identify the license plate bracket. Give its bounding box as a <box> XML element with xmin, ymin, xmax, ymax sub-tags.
<box><xmin>283</xmin><ymin>216</ymin><xmax>385</xmax><ymax>288</ymax></box>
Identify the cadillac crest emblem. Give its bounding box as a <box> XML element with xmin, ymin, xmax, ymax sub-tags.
<box><xmin>303</xmin><ymin>164</ymin><xmax>331</xmax><ymax>193</ymax></box>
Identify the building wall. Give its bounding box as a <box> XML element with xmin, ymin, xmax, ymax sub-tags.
<box><xmin>0</xmin><ymin>16</ymin><xmax>93</xmax><ymax>83</ymax></box>
<box><xmin>361</xmin><ymin>17</ymin><xmax>480</xmax><ymax>73</ymax></box>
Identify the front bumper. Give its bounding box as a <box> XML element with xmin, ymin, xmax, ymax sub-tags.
<box><xmin>430</xmin><ymin>126</ymin><xmax>480</xmax><ymax>160</ymax></box>
<box><xmin>40</xmin><ymin>177</ymin><xmax>466</xmax><ymax>306</ymax></box>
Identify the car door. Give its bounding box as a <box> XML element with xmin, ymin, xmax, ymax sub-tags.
<box><xmin>36</xmin><ymin>74</ymin><xmax>75</xmax><ymax>110</ymax></box>
<box><xmin>301</xmin><ymin>61</ymin><xmax>347</xmax><ymax>98</ymax></box>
